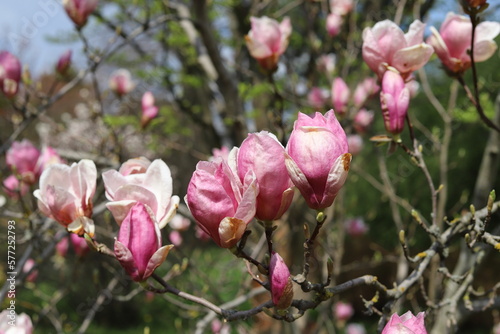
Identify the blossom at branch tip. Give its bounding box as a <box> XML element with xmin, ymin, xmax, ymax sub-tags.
<box><xmin>381</xmin><ymin>311</ymin><xmax>427</xmax><ymax>334</ymax></box>
<box><xmin>231</xmin><ymin>131</ymin><xmax>294</xmax><ymax>221</ymax></box>
<box><xmin>102</xmin><ymin>158</ymin><xmax>180</xmax><ymax>229</ymax></box>
<box><xmin>0</xmin><ymin>310</ymin><xmax>33</xmax><ymax>334</ymax></box>
<box><xmin>56</xmin><ymin>50</ymin><xmax>72</xmax><ymax>75</ymax></box>
<box><xmin>330</xmin><ymin>0</ymin><xmax>354</xmax><ymax>16</ymax></box>
<box><xmin>380</xmin><ymin>70</ymin><xmax>410</xmax><ymax>135</ymax></box>
<box><xmin>6</xmin><ymin>140</ymin><xmax>40</xmax><ymax>184</ymax></box>
<box><xmin>362</xmin><ymin>20</ymin><xmax>434</xmax><ymax>79</ymax></box>
<box><xmin>285</xmin><ymin>110</ymin><xmax>351</xmax><ymax>210</ymax></box>
<box><xmin>0</xmin><ymin>51</ymin><xmax>21</xmax><ymax>98</ymax></box>
<box><xmin>62</xmin><ymin>0</ymin><xmax>98</xmax><ymax>28</ymax></box>
<box><xmin>34</xmin><ymin>159</ymin><xmax>97</xmax><ymax>236</ymax></box>
<box><xmin>427</xmin><ymin>12</ymin><xmax>500</xmax><ymax>74</ymax></box>
<box><xmin>141</xmin><ymin>91</ymin><xmax>159</xmax><ymax>129</ymax></box>
<box><xmin>114</xmin><ymin>202</ymin><xmax>173</xmax><ymax>282</ymax></box>
<box><xmin>109</xmin><ymin>69</ymin><xmax>135</xmax><ymax>97</ymax></box>
<box><xmin>185</xmin><ymin>158</ymin><xmax>258</xmax><ymax>248</ymax></box>
<box><xmin>269</xmin><ymin>252</ymin><xmax>293</xmax><ymax>310</ymax></box>
<box><xmin>326</xmin><ymin>13</ymin><xmax>343</xmax><ymax>37</ymax></box>
<box><xmin>245</xmin><ymin>16</ymin><xmax>292</xmax><ymax>72</ymax></box>
<box><xmin>353</xmin><ymin>108</ymin><xmax>374</xmax><ymax>134</ymax></box>
<box><xmin>331</xmin><ymin>77</ymin><xmax>350</xmax><ymax>115</ymax></box>
<box><xmin>334</xmin><ymin>301</ymin><xmax>354</xmax><ymax>322</ymax></box>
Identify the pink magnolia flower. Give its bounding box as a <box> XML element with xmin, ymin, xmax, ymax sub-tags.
<box><xmin>56</xmin><ymin>233</ymin><xmax>90</xmax><ymax>257</ymax></box>
<box><xmin>316</xmin><ymin>53</ymin><xmax>336</xmax><ymax>76</ymax></box>
<box><xmin>326</xmin><ymin>13</ymin><xmax>343</xmax><ymax>37</ymax></box>
<box><xmin>102</xmin><ymin>159</ymin><xmax>180</xmax><ymax>229</ymax></box>
<box><xmin>231</xmin><ymin>131</ymin><xmax>294</xmax><ymax>221</ymax></box>
<box><xmin>334</xmin><ymin>301</ymin><xmax>354</xmax><ymax>321</ymax></box>
<box><xmin>353</xmin><ymin>77</ymin><xmax>380</xmax><ymax>108</ymax></box>
<box><xmin>0</xmin><ymin>310</ymin><xmax>34</xmax><ymax>334</ymax></box>
<box><xmin>109</xmin><ymin>69</ymin><xmax>135</xmax><ymax>96</ymax></box>
<box><xmin>285</xmin><ymin>111</ymin><xmax>351</xmax><ymax>210</ymax></box>
<box><xmin>345</xmin><ymin>217</ymin><xmax>369</xmax><ymax>236</ymax></box>
<box><xmin>169</xmin><ymin>214</ymin><xmax>191</xmax><ymax>231</ymax></box>
<box><xmin>56</xmin><ymin>50</ymin><xmax>72</xmax><ymax>75</ymax></box>
<box><xmin>118</xmin><ymin>157</ymin><xmax>151</xmax><ymax>176</ymax></box>
<box><xmin>347</xmin><ymin>135</ymin><xmax>363</xmax><ymax>156</ymax></box>
<box><xmin>245</xmin><ymin>16</ymin><xmax>292</xmax><ymax>72</ymax></box>
<box><xmin>330</xmin><ymin>0</ymin><xmax>354</xmax><ymax>16</ymax></box>
<box><xmin>23</xmin><ymin>259</ymin><xmax>38</xmax><ymax>283</ymax></box>
<box><xmin>346</xmin><ymin>323</ymin><xmax>367</xmax><ymax>334</ymax></box>
<box><xmin>307</xmin><ymin>87</ymin><xmax>329</xmax><ymax>109</ymax></box>
<box><xmin>269</xmin><ymin>252</ymin><xmax>293</xmax><ymax>310</ymax></box>
<box><xmin>169</xmin><ymin>230</ymin><xmax>183</xmax><ymax>246</ymax></box>
<box><xmin>210</xmin><ymin>146</ymin><xmax>230</xmax><ymax>162</ymax></box>
<box><xmin>0</xmin><ymin>51</ymin><xmax>21</xmax><ymax>98</ymax></box>
<box><xmin>185</xmin><ymin>159</ymin><xmax>258</xmax><ymax>248</ymax></box>
<box><xmin>380</xmin><ymin>70</ymin><xmax>410</xmax><ymax>135</ymax></box>
<box><xmin>63</xmin><ymin>0</ymin><xmax>98</xmax><ymax>28</ymax></box>
<box><xmin>6</xmin><ymin>140</ymin><xmax>40</xmax><ymax>184</ymax></box>
<box><xmin>114</xmin><ymin>202</ymin><xmax>173</xmax><ymax>282</ymax></box>
<box><xmin>141</xmin><ymin>91</ymin><xmax>159</xmax><ymax>129</ymax></box>
<box><xmin>382</xmin><ymin>311</ymin><xmax>427</xmax><ymax>334</ymax></box>
<box><xmin>35</xmin><ymin>146</ymin><xmax>65</xmax><ymax>175</ymax></box>
<box><xmin>34</xmin><ymin>159</ymin><xmax>96</xmax><ymax>236</ymax></box>
<box><xmin>353</xmin><ymin>109</ymin><xmax>374</xmax><ymax>134</ymax></box>
<box><xmin>3</xmin><ymin>175</ymin><xmax>29</xmax><ymax>198</ymax></box>
<box><xmin>427</xmin><ymin>12</ymin><xmax>500</xmax><ymax>74</ymax></box>
<box><xmin>332</xmin><ymin>77</ymin><xmax>350</xmax><ymax>115</ymax></box>
<box><xmin>362</xmin><ymin>20</ymin><xmax>434</xmax><ymax>79</ymax></box>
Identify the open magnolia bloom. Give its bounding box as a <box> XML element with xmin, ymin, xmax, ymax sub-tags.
<box><xmin>185</xmin><ymin>158</ymin><xmax>258</xmax><ymax>248</ymax></box>
<box><xmin>427</xmin><ymin>12</ymin><xmax>500</xmax><ymax>74</ymax></box>
<box><xmin>362</xmin><ymin>20</ymin><xmax>434</xmax><ymax>79</ymax></box>
<box><xmin>285</xmin><ymin>111</ymin><xmax>351</xmax><ymax>210</ymax></box>
<box><xmin>102</xmin><ymin>158</ymin><xmax>180</xmax><ymax>229</ymax></box>
<box><xmin>382</xmin><ymin>311</ymin><xmax>427</xmax><ymax>334</ymax></box>
<box><xmin>34</xmin><ymin>159</ymin><xmax>97</xmax><ymax>236</ymax></box>
<box><xmin>114</xmin><ymin>202</ymin><xmax>173</xmax><ymax>282</ymax></box>
<box><xmin>230</xmin><ymin>131</ymin><xmax>294</xmax><ymax>221</ymax></box>
<box><xmin>245</xmin><ymin>16</ymin><xmax>292</xmax><ymax>71</ymax></box>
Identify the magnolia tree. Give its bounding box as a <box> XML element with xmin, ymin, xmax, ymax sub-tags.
<box><xmin>1</xmin><ymin>0</ymin><xmax>500</xmax><ymax>333</ymax></box>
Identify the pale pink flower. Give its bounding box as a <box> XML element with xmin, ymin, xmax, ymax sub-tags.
<box><xmin>307</xmin><ymin>87</ymin><xmax>330</xmax><ymax>109</ymax></box>
<box><xmin>62</xmin><ymin>0</ymin><xmax>98</xmax><ymax>28</ymax></box>
<box><xmin>114</xmin><ymin>202</ymin><xmax>173</xmax><ymax>282</ymax></box>
<box><xmin>362</xmin><ymin>20</ymin><xmax>434</xmax><ymax>79</ymax></box>
<box><xmin>118</xmin><ymin>157</ymin><xmax>151</xmax><ymax>176</ymax></box>
<box><xmin>109</xmin><ymin>69</ymin><xmax>135</xmax><ymax>96</ymax></box>
<box><xmin>231</xmin><ymin>131</ymin><xmax>294</xmax><ymax>221</ymax></box>
<box><xmin>353</xmin><ymin>109</ymin><xmax>374</xmax><ymax>134</ymax></box>
<box><xmin>23</xmin><ymin>259</ymin><xmax>38</xmax><ymax>283</ymax></box>
<box><xmin>35</xmin><ymin>146</ymin><xmax>65</xmax><ymax>175</ymax></box>
<box><xmin>0</xmin><ymin>310</ymin><xmax>34</xmax><ymax>334</ymax></box>
<box><xmin>347</xmin><ymin>135</ymin><xmax>363</xmax><ymax>156</ymax></box>
<box><xmin>169</xmin><ymin>230</ymin><xmax>183</xmax><ymax>246</ymax></box>
<box><xmin>141</xmin><ymin>91</ymin><xmax>159</xmax><ymax>128</ymax></box>
<box><xmin>334</xmin><ymin>301</ymin><xmax>354</xmax><ymax>321</ymax></box>
<box><xmin>103</xmin><ymin>159</ymin><xmax>180</xmax><ymax>229</ymax></box>
<box><xmin>245</xmin><ymin>16</ymin><xmax>292</xmax><ymax>71</ymax></box>
<box><xmin>326</xmin><ymin>13</ymin><xmax>343</xmax><ymax>37</ymax></box>
<box><xmin>285</xmin><ymin>111</ymin><xmax>351</xmax><ymax>210</ymax></box>
<box><xmin>169</xmin><ymin>214</ymin><xmax>191</xmax><ymax>231</ymax></box>
<box><xmin>317</xmin><ymin>53</ymin><xmax>336</xmax><ymax>76</ymax></box>
<box><xmin>6</xmin><ymin>140</ymin><xmax>40</xmax><ymax>184</ymax></box>
<box><xmin>427</xmin><ymin>12</ymin><xmax>500</xmax><ymax>73</ymax></box>
<box><xmin>353</xmin><ymin>77</ymin><xmax>380</xmax><ymax>108</ymax></box>
<box><xmin>56</xmin><ymin>50</ymin><xmax>72</xmax><ymax>75</ymax></box>
<box><xmin>380</xmin><ymin>70</ymin><xmax>410</xmax><ymax>135</ymax></box>
<box><xmin>185</xmin><ymin>158</ymin><xmax>258</xmax><ymax>248</ymax></box>
<box><xmin>34</xmin><ymin>159</ymin><xmax>96</xmax><ymax>236</ymax></box>
<box><xmin>0</xmin><ymin>51</ymin><xmax>21</xmax><ymax>98</ymax></box>
<box><xmin>382</xmin><ymin>311</ymin><xmax>427</xmax><ymax>334</ymax></box>
<box><xmin>345</xmin><ymin>217</ymin><xmax>369</xmax><ymax>236</ymax></box>
<box><xmin>269</xmin><ymin>252</ymin><xmax>293</xmax><ymax>310</ymax></box>
<box><xmin>332</xmin><ymin>78</ymin><xmax>350</xmax><ymax>115</ymax></box>
<box><xmin>3</xmin><ymin>175</ymin><xmax>29</xmax><ymax>198</ymax></box>
<box><xmin>211</xmin><ymin>318</ymin><xmax>230</xmax><ymax>334</ymax></box>
<box><xmin>330</xmin><ymin>0</ymin><xmax>354</xmax><ymax>16</ymax></box>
